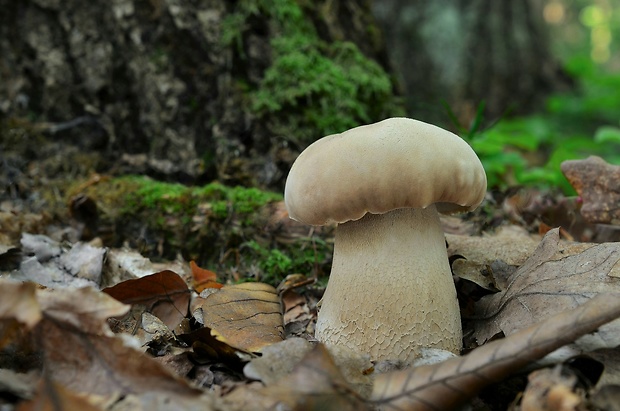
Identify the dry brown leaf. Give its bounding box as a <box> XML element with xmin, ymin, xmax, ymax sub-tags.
<box><xmin>370</xmin><ymin>293</ymin><xmax>620</xmax><ymax>411</ymax></box>
<box><xmin>447</xmin><ymin>226</ymin><xmax>542</xmax><ymax>291</ymax></box>
<box><xmin>103</xmin><ymin>270</ymin><xmax>190</xmax><ymax>329</ymax></box>
<box><xmin>561</xmin><ymin>156</ymin><xmax>620</xmax><ymax>224</ymax></box>
<box><xmin>282</xmin><ymin>290</ymin><xmax>310</xmax><ymax>324</ymax></box>
<box><xmin>447</xmin><ymin>226</ymin><xmax>541</xmax><ymax>267</ymax></box>
<box><xmin>34</xmin><ymin>287</ymin><xmax>201</xmax><ymax>399</ymax></box>
<box><xmin>16</xmin><ymin>376</ymin><xmax>104</xmax><ymax>411</ymax></box>
<box><xmin>179</xmin><ymin>326</ymin><xmax>247</xmax><ymax>362</ymax></box>
<box><xmin>520</xmin><ymin>366</ymin><xmax>583</xmax><ymax>411</ymax></box>
<box><xmin>472</xmin><ymin>229</ymin><xmax>620</xmax><ymax>345</ymax></box>
<box><xmin>243</xmin><ymin>338</ymin><xmax>314</xmax><ymax>385</ymax></box>
<box><xmin>591</xmin><ymin>385</ymin><xmax>620</xmax><ymax>411</ymax></box>
<box><xmin>191</xmin><ymin>282</ymin><xmax>284</xmax><ymax>354</ymax></box>
<box><xmin>38</xmin><ymin>287</ymin><xmax>129</xmax><ymax>335</ymax></box>
<box><xmin>102</xmin><ymin>248</ymin><xmax>187</xmax><ymax>286</ymax></box>
<box><xmin>190</xmin><ymin>260</ymin><xmax>223</xmax><ymax>292</ymax></box>
<box><xmin>223</xmin><ymin>344</ymin><xmax>368</xmax><ymax>411</ymax></box>
<box><xmin>451</xmin><ymin>259</ymin><xmax>501</xmax><ymax>292</ymax></box>
<box><xmin>15</xmin><ymin>234</ymin><xmax>106</xmax><ymax>287</ymax></box>
<box><xmin>0</xmin><ymin>280</ymin><xmax>42</xmax><ymax>329</ymax></box>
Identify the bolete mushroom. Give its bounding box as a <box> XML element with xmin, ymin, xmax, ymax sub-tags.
<box><xmin>284</xmin><ymin>117</ymin><xmax>486</xmax><ymax>364</ymax></box>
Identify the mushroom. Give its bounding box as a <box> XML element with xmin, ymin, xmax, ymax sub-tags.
<box><xmin>284</xmin><ymin>117</ymin><xmax>487</xmax><ymax>364</ymax></box>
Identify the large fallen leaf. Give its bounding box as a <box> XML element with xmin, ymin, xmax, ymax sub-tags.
<box><xmin>1</xmin><ymin>285</ymin><xmax>206</xmax><ymax>408</ymax></box>
<box><xmin>33</xmin><ymin>287</ymin><xmax>200</xmax><ymax>398</ymax></box>
<box><xmin>243</xmin><ymin>338</ymin><xmax>314</xmax><ymax>385</ymax></box>
<box><xmin>561</xmin><ymin>156</ymin><xmax>620</xmax><ymax>224</ymax></box>
<box><xmin>191</xmin><ymin>282</ymin><xmax>284</xmax><ymax>354</ymax></box>
<box><xmin>447</xmin><ymin>225</ymin><xmax>541</xmax><ymax>267</ymax></box>
<box><xmin>370</xmin><ymin>293</ymin><xmax>620</xmax><ymax>411</ymax></box>
<box><xmin>472</xmin><ymin>228</ymin><xmax>620</xmax><ymax>345</ymax></box>
<box><xmin>0</xmin><ymin>280</ymin><xmax>41</xmax><ymax>329</ymax></box>
<box><xmin>223</xmin><ymin>343</ymin><xmax>367</xmax><ymax>411</ymax></box>
<box><xmin>103</xmin><ymin>270</ymin><xmax>190</xmax><ymax>329</ymax></box>
<box><xmin>447</xmin><ymin>226</ymin><xmax>541</xmax><ymax>291</ymax></box>
<box><xmin>38</xmin><ymin>286</ymin><xmax>129</xmax><ymax>335</ymax></box>
<box><xmin>243</xmin><ymin>337</ymin><xmax>373</xmax><ymax>396</ymax></box>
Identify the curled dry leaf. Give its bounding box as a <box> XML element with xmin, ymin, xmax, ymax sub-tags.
<box><xmin>0</xmin><ymin>280</ymin><xmax>41</xmax><ymax>329</ymax></box>
<box><xmin>370</xmin><ymin>293</ymin><xmax>620</xmax><ymax>411</ymax></box>
<box><xmin>561</xmin><ymin>156</ymin><xmax>620</xmax><ymax>224</ymax></box>
<box><xmin>447</xmin><ymin>226</ymin><xmax>541</xmax><ymax>291</ymax></box>
<box><xmin>179</xmin><ymin>326</ymin><xmax>247</xmax><ymax>363</ymax></box>
<box><xmin>472</xmin><ymin>228</ymin><xmax>620</xmax><ymax>346</ymax></box>
<box><xmin>190</xmin><ymin>260</ymin><xmax>223</xmax><ymax>292</ymax></box>
<box><xmin>191</xmin><ymin>282</ymin><xmax>284</xmax><ymax>354</ymax></box>
<box><xmin>103</xmin><ymin>270</ymin><xmax>190</xmax><ymax>330</ymax></box>
<box><xmin>38</xmin><ymin>287</ymin><xmax>129</xmax><ymax>335</ymax></box>
<box><xmin>31</xmin><ymin>287</ymin><xmax>203</xmax><ymax>401</ymax></box>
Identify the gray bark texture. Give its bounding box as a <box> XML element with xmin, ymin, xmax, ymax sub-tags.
<box><xmin>0</xmin><ymin>0</ymin><xmax>395</xmax><ymax>189</ymax></box>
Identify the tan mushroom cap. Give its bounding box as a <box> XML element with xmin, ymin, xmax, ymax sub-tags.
<box><xmin>284</xmin><ymin>117</ymin><xmax>487</xmax><ymax>225</ymax></box>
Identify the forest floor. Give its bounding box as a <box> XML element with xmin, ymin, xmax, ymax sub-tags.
<box><xmin>3</xmin><ymin>142</ymin><xmax>620</xmax><ymax>410</ymax></box>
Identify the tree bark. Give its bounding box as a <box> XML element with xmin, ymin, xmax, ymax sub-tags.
<box><xmin>0</xmin><ymin>0</ymin><xmax>397</xmax><ymax>190</ymax></box>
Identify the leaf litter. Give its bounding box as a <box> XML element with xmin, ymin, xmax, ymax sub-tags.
<box><xmin>6</xmin><ymin>167</ymin><xmax>620</xmax><ymax>409</ymax></box>
<box><xmin>472</xmin><ymin>228</ymin><xmax>620</xmax><ymax>353</ymax></box>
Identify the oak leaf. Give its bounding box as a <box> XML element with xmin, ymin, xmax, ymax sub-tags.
<box><xmin>191</xmin><ymin>282</ymin><xmax>284</xmax><ymax>354</ymax></box>
<box><xmin>472</xmin><ymin>228</ymin><xmax>620</xmax><ymax>346</ymax></box>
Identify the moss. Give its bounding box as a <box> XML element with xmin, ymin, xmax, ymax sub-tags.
<box><xmin>242</xmin><ymin>236</ymin><xmax>332</xmax><ymax>284</ymax></box>
<box><xmin>65</xmin><ymin>175</ymin><xmax>318</xmax><ymax>283</ymax></box>
<box><xmin>245</xmin><ymin>240</ymin><xmax>293</xmax><ymax>283</ymax></box>
<box><xmin>113</xmin><ymin>176</ymin><xmax>282</xmax><ymax>224</ymax></box>
<box><xmin>224</xmin><ymin>0</ymin><xmax>404</xmax><ymax>144</ymax></box>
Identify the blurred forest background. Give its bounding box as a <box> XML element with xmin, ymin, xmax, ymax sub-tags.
<box><xmin>0</xmin><ymin>0</ymin><xmax>619</xmax><ymax>269</ymax></box>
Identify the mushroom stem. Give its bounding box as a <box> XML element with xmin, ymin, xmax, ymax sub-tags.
<box><xmin>315</xmin><ymin>205</ymin><xmax>462</xmax><ymax>364</ymax></box>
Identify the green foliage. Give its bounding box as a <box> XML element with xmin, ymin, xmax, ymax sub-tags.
<box><xmin>456</xmin><ymin>56</ymin><xmax>620</xmax><ymax>193</ymax></box>
<box><xmin>243</xmin><ymin>236</ymin><xmax>331</xmax><ymax>284</ymax></box>
<box><xmin>224</xmin><ymin>0</ymin><xmax>403</xmax><ymax>144</ymax></box>
<box><xmin>244</xmin><ymin>240</ymin><xmax>293</xmax><ymax>283</ymax></box>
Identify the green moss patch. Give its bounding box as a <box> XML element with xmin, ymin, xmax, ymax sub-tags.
<box><xmin>223</xmin><ymin>0</ymin><xmax>403</xmax><ymax>144</ymax></box>
<box><xmin>67</xmin><ymin>176</ymin><xmax>331</xmax><ymax>284</ymax></box>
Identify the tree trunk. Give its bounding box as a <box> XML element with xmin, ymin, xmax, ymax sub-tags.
<box><xmin>0</xmin><ymin>0</ymin><xmax>399</xmax><ymax>190</ymax></box>
<box><xmin>372</xmin><ymin>0</ymin><xmax>572</xmax><ymax>127</ymax></box>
